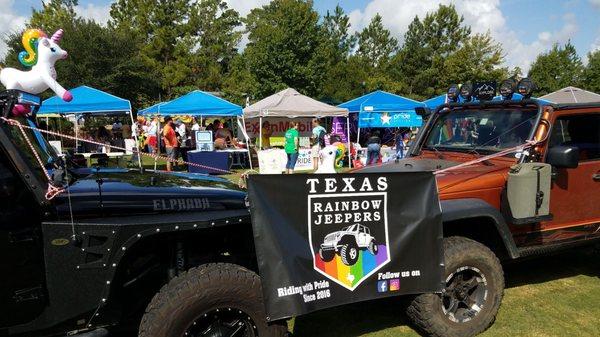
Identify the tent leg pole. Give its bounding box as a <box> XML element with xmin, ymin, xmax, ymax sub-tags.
<box><xmin>242</xmin><ymin>116</ymin><xmax>252</xmax><ymax>170</ymax></box>
<box><xmin>75</xmin><ymin>118</ymin><xmax>79</xmax><ymax>151</ymax></box>
<box><xmin>129</xmin><ymin>105</ymin><xmax>142</xmax><ymax>170</ymax></box>
<box><xmin>259</xmin><ymin>117</ymin><xmax>263</xmax><ymax>150</ymax></box>
<box><xmin>346</xmin><ymin>116</ymin><xmax>351</xmax><ymax>169</ymax></box>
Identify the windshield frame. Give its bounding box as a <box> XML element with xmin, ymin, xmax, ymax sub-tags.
<box><xmin>0</xmin><ymin>116</ymin><xmax>54</xmax><ymax>204</ymax></box>
<box><xmin>411</xmin><ymin>99</ymin><xmax>545</xmax><ymax>161</ymax></box>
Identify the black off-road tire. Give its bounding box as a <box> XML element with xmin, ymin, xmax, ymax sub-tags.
<box><xmin>407</xmin><ymin>237</ymin><xmax>504</xmax><ymax>337</ymax></box>
<box><xmin>368</xmin><ymin>240</ymin><xmax>378</xmax><ymax>255</ymax></box>
<box><xmin>319</xmin><ymin>247</ymin><xmax>335</xmax><ymax>262</ymax></box>
<box><xmin>139</xmin><ymin>263</ymin><xmax>288</xmax><ymax>337</ymax></box>
<box><xmin>340</xmin><ymin>241</ymin><xmax>359</xmax><ymax>266</ymax></box>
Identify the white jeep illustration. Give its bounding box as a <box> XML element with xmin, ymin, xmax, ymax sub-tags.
<box><xmin>319</xmin><ymin>224</ymin><xmax>378</xmax><ymax>266</ymax></box>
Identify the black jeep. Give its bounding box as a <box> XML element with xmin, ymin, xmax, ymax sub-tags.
<box><xmin>0</xmin><ymin>90</ymin><xmax>286</xmax><ymax>337</ymax></box>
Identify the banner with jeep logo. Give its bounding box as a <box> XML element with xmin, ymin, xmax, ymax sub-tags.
<box><xmin>248</xmin><ymin>172</ymin><xmax>444</xmax><ymax>320</ymax></box>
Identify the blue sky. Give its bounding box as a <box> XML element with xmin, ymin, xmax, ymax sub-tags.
<box><xmin>2</xmin><ymin>0</ymin><xmax>600</xmax><ymax>72</ymax></box>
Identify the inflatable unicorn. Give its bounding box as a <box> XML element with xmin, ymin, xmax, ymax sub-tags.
<box><xmin>0</xmin><ymin>29</ymin><xmax>72</xmax><ymax>114</ymax></box>
<box><xmin>315</xmin><ymin>145</ymin><xmax>339</xmax><ymax>174</ymax></box>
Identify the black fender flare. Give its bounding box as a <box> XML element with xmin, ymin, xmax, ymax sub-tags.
<box><xmin>440</xmin><ymin>198</ymin><xmax>519</xmax><ymax>259</ymax></box>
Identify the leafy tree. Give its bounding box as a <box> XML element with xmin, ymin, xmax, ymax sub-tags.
<box><xmin>528</xmin><ymin>42</ymin><xmax>584</xmax><ymax>95</ymax></box>
<box><xmin>442</xmin><ymin>33</ymin><xmax>508</xmax><ymax>87</ymax></box>
<box><xmin>582</xmin><ymin>49</ymin><xmax>600</xmax><ymax>93</ymax></box>
<box><xmin>391</xmin><ymin>4</ymin><xmax>471</xmax><ymax>99</ymax></box>
<box><xmin>355</xmin><ymin>14</ymin><xmax>398</xmax><ymax>67</ymax></box>
<box><xmin>226</xmin><ymin>0</ymin><xmax>327</xmax><ymax>100</ymax></box>
<box><xmin>322</xmin><ymin>5</ymin><xmax>356</xmax><ymax>64</ymax></box>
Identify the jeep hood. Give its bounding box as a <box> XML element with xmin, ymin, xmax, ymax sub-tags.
<box><xmin>358</xmin><ymin>157</ymin><xmax>510</xmax><ymax>194</ymax></box>
<box><xmin>53</xmin><ymin>169</ymin><xmax>247</xmax><ymax>219</ymax></box>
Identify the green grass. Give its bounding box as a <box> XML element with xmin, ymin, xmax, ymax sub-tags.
<box><xmin>290</xmin><ymin>248</ymin><xmax>600</xmax><ymax>337</ymax></box>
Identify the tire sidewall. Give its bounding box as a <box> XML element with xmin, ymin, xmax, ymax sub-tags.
<box><xmin>341</xmin><ymin>241</ymin><xmax>359</xmax><ymax>266</ymax></box>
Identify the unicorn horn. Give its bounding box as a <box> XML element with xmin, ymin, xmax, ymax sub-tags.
<box><xmin>51</xmin><ymin>29</ymin><xmax>64</xmax><ymax>43</ymax></box>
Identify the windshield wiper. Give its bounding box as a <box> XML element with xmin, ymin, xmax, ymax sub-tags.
<box><xmin>424</xmin><ymin>145</ymin><xmax>446</xmax><ymax>159</ymax></box>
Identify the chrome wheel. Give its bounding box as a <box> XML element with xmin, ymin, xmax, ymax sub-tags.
<box><xmin>441</xmin><ymin>266</ymin><xmax>488</xmax><ymax>323</ymax></box>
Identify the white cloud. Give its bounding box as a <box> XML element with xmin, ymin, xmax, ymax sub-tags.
<box><xmin>75</xmin><ymin>3</ymin><xmax>112</xmax><ymax>26</ymax></box>
<box><xmin>225</xmin><ymin>0</ymin><xmax>270</xmax><ymax>17</ymax></box>
<box><xmin>592</xmin><ymin>35</ymin><xmax>600</xmax><ymax>52</ymax></box>
<box><xmin>590</xmin><ymin>0</ymin><xmax>600</xmax><ymax>9</ymax></box>
<box><xmin>224</xmin><ymin>0</ymin><xmax>270</xmax><ymax>50</ymax></box>
<box><xmin>0</xmin><ymin>0</ymin><xmax>27</xmax><ymax>59</ymax></box>
<box><xmin>347</xmin><ymin>0</ymin><xmax>580</xmax><ymax>73</ymax></box>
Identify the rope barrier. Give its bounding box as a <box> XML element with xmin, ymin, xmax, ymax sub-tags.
<box><xmin>1</xmin><ymin>117</ymin><xmax>236</xmax><ymax>200</ymax></box>
<box><xmin>1</xmin><ymin>117</ymin><xmax>540</xmax><ymax>200</ymax></box>
<box><xmin>433</xmin><ymin>140</ymin><xmax>538</xmax><ymax>175</ymax></box>
<box><xmin>1</xmin><ymin>117</ymin><xmax>66</xmax><ymax>199</ymax></box>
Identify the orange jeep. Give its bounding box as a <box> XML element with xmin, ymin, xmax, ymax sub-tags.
<box><xmin>361</xmin><ymin>80</ymin><xmax>600</xmax><ymax>337</ymax></box>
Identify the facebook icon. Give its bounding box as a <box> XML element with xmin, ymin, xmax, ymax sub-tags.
<box><xmin>377</xmin><ymin>280</ymin><xmax>388</xmax><ymax>293</ymax></box>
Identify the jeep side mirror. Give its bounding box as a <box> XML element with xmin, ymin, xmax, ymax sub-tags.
<box><xmin>546</xmin><ymin>145</ymin><xmax>579</xmax><ymax>169</ymax></box>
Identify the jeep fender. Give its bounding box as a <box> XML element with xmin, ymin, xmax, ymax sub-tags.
<box><xmin>440</xmin><ymin>198</ymin><xmax>519</xmax><ymax>259</ymax></box>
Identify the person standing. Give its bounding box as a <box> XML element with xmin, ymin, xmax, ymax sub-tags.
<box><xmin>162</xmin><ymin>116</ymin><xmax>179</xmax><ymax>171</ymax></box>
<box><xmin>284</xmin><ymin>122</ymin><xmax>299</xmax><ymax>174</ymax></box>
<box><xmin>191</xmin><ymin>117</ymin><xmax>201</xmax><ymax>132</ymax></box>
<box><xmin>261</xmin><ymin>121</ymin><xmax>273</xmax><ymax>149</ymax></box>
<box><xmin>366</xmin><ymin>131</ymin><xmax>381</xmax><ymax>166</ymax></box>
<box><xmin>311</xmin><ymin>118</ymin><xmax>326</xmax><ymax>171</ymax></box>
<box><xmin>146</xmin><ymin>117</ymin><xmax>158</xmax><ymax>154</ymax></box>
<box><xmin>394</xmin><ymin>129</ymin><xmax>405</xmax><ymax>161</ymax></box>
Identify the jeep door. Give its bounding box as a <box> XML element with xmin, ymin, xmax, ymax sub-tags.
<box><xmin>542</xmin><ymin>110</ymin><xmax>600</xmax><ymax>240</ymax></box>
<box><xmin>0</xmin><ymin>153</ymin><xmax>47</xmax><ymax>328</ymax></box>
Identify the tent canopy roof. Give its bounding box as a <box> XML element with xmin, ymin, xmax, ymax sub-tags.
<box><xmin>37</xmin><ymin>85</ymin><xmax>131</xmax><ymax>116</ymax></box>
<box><xmin>137</xmin><ymin>102</ymin><xmax>167</xmax><ymax>116</ymax></box>
<box><xmin>244</xmin><ymin>88</ymin><xmax>348</xmax><ymax>118</ymax></box>
<box><xmin>140</xmin><ymin>90</ymin><xmax>242</xmax><ymax>116</ymax></box>
<box><xmin>540</xmin><ymin>86</ymin><xmax>600</xmax><ymax>104</ymax></box>
<box><xmin>339</xmin><ymin>90</ymin><xmax>425</xmax><ymax>113</ymax></box>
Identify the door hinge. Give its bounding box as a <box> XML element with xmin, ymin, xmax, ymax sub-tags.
<box><xmin>13</xmin><ymin>285</ymin><xmax>45</xmax><ymax>303</ymax></box>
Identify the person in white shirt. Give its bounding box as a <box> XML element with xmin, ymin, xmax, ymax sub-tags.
<box><xmin>191</xmin><ymin>117</ymin><xmax>201</xmax><ymax>131</ymax></box>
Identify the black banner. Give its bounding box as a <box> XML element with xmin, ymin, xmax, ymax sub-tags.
<box><xmin>248</xmin><ymin>172</ymin><xmax>444</xmax><ymax>320</ymax></box>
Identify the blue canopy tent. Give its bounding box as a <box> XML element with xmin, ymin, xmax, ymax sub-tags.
<box><xmin>339</xmin><ymin>90</ymin><xmax>425</xmax><ymax>142</ymax></box>
<box><xmin>138</xmin><ymin>90</ymin><xmax>250</xmax><ymax>169</ymax></box>
<box><xmin>139</xmin><ymin>90</ymin><xmax>242</xmax><ymax>116</ymax></box>
<box><xmin>37</xmin><ymin>85</ymin><xmax>141</xmax><ymax>167</ymax></box>
<box><xmin>137</xmin><ymin>102</ymin><xmax>167</xmax><ymax>116</ymax></box>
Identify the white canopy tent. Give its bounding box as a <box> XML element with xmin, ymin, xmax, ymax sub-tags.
<box><xmin>540</xmin><ymin>86</ymin><xmax>600</xmax><ymax>104</ymax></box>
<box><xmin>243</xmin><ymin>88</ymin><xmax>351</xmax><ymax>168</ymax></box>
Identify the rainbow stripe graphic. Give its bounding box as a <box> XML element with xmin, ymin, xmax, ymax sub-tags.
<box><xmin>315</xmin><ymin>245</ymin><xmax>388</xmax><ymax>288</ymax></box>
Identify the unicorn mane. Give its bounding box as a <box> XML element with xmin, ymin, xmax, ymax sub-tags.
<box><xmin>18</xmin><ymin>29</ymin><xmax>47</xmax><ymax>67</ymax></box>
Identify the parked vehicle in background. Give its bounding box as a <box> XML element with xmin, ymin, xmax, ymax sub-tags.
<box><xmin>0</xmin><ymin>90</ymin><xmax>286</xmax><ymax>337</ymax></box>
<box><xmin>360</xmin><ymin>79</ymin><xmax>600</xmax><ymax>337</ymax></box>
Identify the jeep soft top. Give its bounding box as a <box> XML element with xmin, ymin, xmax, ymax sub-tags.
<box><xmin>0</xmin><ymin>90</ymin><xmax>286</xmax><ymax>337</ymax></box>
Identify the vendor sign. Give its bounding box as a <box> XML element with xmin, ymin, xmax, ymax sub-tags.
<box><xmin>358</xmin><ymin>111</ymin><xmax>423</xmax><ymax>128</ymax></box>
<box><xmin>248</xmin><ymin>172</ymin><xmax>443</xmax><ymax>320</ymax></box>
<box><xmin>244</xmin><ymin>118</ymin><xmax>313</xmax><ymax>138</ymax></box>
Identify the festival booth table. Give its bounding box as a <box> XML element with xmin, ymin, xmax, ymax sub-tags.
<box><xmin>138</xmin><ymin>90</ymin><xmax>250</xmax><ymax>174</ymax></box>
<box><xmin>243</xmin><ymin>88</ymin><xmax>350</xmax><ymax>173</ymax></box>
<box><xmin>339</xmin><ymin>90</ymin><xmax>425</xmax><ymax>164</ymax></box>
<box><xmin>37</xmin><ymin>85</ymin><xmax>140</xmax><ymax>168</ymax></box>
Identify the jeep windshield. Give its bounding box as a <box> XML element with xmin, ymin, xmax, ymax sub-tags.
<box><xmin>0</xmin><ymin>116</ymin><xmax>61</xmax><ymax>183</ymax></box>
<box><xmin>424</xmin><ymin>107</ymin><xmax>538</xmax><ymax>154</ymax></box>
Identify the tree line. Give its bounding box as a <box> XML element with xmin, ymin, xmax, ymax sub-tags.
<box><xmin>2</xmin><ymin>0</ymin><xmax>599</xmax><ymax>110</ymax></box>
